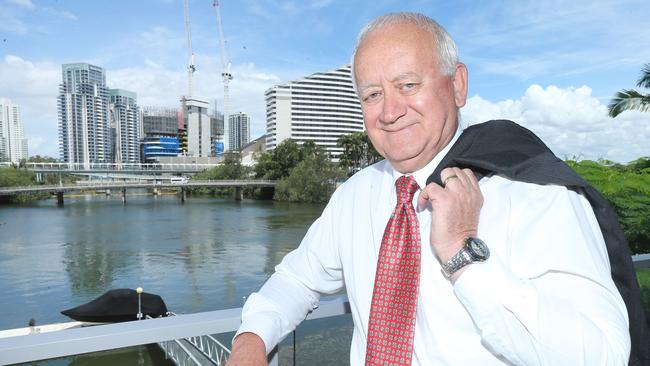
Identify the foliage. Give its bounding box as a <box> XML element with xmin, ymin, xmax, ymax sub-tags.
<box><xmin>567</xmin><ymin>159</ymin><xmax>650</xmax><ymax>254</ymax></box>
<box><xmin>190</xmin><ymin>152</ymin><xmax>252</xmax><ymax>196</ymax></box>
<box><xmin>0</xmin><ymin>167</ymin><xmax>50</xmax><ymax>203</ymax></box>
<box><xmin>274</xmin><ymin>148</ymin><xmax>346</xmax><ymax>203</ymax></box>
<box><xmin>27</xmin><ymin>155</ymin><xmax>59</xmax><ymax>163</ymax></box>
<box><xmin>254</xmin><ymin>139</ymin><xmax>319</xmax><ymax>180</ymax></box>
<box><xmin>337</xmin><ymin>131</ymin><xmax>383</xmax><ymax>175</ymax></box>
<box><xmin>0</xmin><ymin>166</ymin><xmax>36</xmax><ymax>187</ymax></box>
<box><xmin>608</xmin><ymin>63</ymin><xmax>650</xmax><ymax>117</ymax></box>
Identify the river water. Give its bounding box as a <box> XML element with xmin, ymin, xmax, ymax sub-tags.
<box><xmin>0</xmin><ymin>193</ymin><xmax>352</xmax><ymax>365</ymax></box>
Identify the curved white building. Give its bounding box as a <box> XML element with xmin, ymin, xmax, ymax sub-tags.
<box><xmin>265</xmin><ymin>65</ymin><xmax>364</xmax><ymax>159</ymax></box>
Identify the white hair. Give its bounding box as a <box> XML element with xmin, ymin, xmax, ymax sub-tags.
<box><xmin>350</xmin><ymin>12</ymin><xmax>459</xmax><ymax>92</ymax></box>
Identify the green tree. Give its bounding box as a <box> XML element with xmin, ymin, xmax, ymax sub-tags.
<box><xmin>567</xmin><ymin>159</ymin><xmax>650</xmax><ymax>254</ymax></box>
<box><xmin>337</xmin><ymin>131</ymin><xmax>382</xmax><ymax>175</ymax></box>
<box><xmin>191</xmin><ymin>152</ymin><xmax>252</xmax><ymax>196</ymax></box>
<box><xmin>27</xmin><ymin>155</ymin><xmax>59</xmax><ymax>163</ymax></box>
<box><xmin>608</xmin><ymin>63</ymin><xmax>650</xmax><ymax>117</ymax></box>
<box><xmin>0</xmin><ymin>167</ymin><xmax>36</xmax><ymax>187</ymax></box>
<box><xmin>0</xmin><ymin>167</ymin><xmax>50</xmax><ymax>203</ymax></box>
<box><xmin>255</xmin><ymin>139</ymin><xmax>318</xmax><ymax>180</ymax></box>
<box><xmin>274</xmin><ymin>148</ymin><xmax>346</xmax><ymax>203</ymax></box>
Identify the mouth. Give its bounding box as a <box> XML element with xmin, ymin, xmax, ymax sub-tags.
<box><xmin>382</xmin><ymin>121</ymin><xmax>417</xmax><ymax>133</ymax></box>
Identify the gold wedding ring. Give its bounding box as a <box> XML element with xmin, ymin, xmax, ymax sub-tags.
<box><xmin>443</xmin><ymin>174</ymin><xmax>459</xmax><ymax>187</ymax></box>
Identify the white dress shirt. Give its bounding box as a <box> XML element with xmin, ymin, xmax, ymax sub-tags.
<box><xmin>237</xmin><ymin>129</ymin><xmax>631</xmax><ymax>365</ymax></box>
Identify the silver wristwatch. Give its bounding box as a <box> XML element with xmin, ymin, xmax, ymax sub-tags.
<box><xmin>441</xmin><ymin>237</ymin><xmax>490</xmax><ymax>279</ymax></box>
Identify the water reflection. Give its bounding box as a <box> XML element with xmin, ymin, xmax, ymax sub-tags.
<box><xmin>0</xmin><ymin>194</ymin><xmax>328</xmax><ymax>365</ymax></box>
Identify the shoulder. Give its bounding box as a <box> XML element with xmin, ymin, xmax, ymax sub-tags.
<box><xmin>481</xmin><ymin>175</ymin><xmax>587</xmax><ymax>206</ymax></box>
<box><xmin>481</xmin><ymin>175</ymin><xmax>595</xmax><ymax>232</ymax></box>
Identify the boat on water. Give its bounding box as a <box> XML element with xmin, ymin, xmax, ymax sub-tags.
<box><xmin>0</xmin><ymin>288</ymin><xmax>167</xmax><ymax>338</ymax></box>
<box><xmin>61</xmin><ymin>288</ymin><xmax>168</xmax><ymax>323</ymax></box>
<box><xmin>0</xmin><ymin>288</ymin><xmax>230</xmax><ymax>365</ymax></box>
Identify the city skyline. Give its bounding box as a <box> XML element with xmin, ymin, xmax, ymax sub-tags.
<box><xmin>1</xmin><ymin>0</ymin><xmax>649</xmax><ymax>162</ymax></box>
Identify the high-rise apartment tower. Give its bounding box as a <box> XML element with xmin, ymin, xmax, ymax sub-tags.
<box><xmin>228</xmin><ymin>112</ymin><xmax>250</xmax><ymax>151</ymax></box>
<box><xmin>264</xmin><ymin>65</ymin><xmax>364</xmax><ymax>158</ymax></box>
<box><xmin>0</xmin><ymin>98</ymin><xmax>28</xmax><ymax>163</ymax></box>
<box><xmin>109</xmin><ymin>89</ymin><xmax>140</xmax><ymax>163</ymax></box>
<box><xmin>57</xmin><ymin>63</ymin><xmax>110</xmax><ymax>165</ymax></box>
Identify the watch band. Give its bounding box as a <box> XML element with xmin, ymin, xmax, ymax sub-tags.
<box><xmin>440</xmin><ymin>237</ymin><xmax>489</xmax><ymax>279</ymax></box>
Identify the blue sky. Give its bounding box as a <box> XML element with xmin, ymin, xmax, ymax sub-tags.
<box><xmin>1</xmin><ymin>0</ymin><xmax>649</xmax><ymax>162</ymax></box>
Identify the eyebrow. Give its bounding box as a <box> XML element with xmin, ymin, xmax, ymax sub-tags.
<box><xmin>358</xmin><ymin>72</ymin><xmax>422</xmax><ymax>93</ymax></box>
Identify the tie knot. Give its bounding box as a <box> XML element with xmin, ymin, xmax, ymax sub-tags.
<box><xmin>396</xmin><ymin>175</ymin><xmax>419</xmax><ymax>204</ymax></box>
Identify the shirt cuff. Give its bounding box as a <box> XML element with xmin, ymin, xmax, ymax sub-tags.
<box><xmin>234</xmin><ymin>293</ymin><xmax>285</xmax><ymax>354</ymax></box>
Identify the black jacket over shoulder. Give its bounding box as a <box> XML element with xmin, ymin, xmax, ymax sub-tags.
<box><xmin>426</xmin><ymin>120</ymin><xmax>649</xmax><ymax>366</ymax></box>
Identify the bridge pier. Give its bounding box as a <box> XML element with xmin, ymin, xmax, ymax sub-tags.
<box><xmin>234</xmin><ymin>187</ymin><xmax>243</xmax><ymax>201</ymax></box>
<box><xmin>180</xmin><ymin>187</ymin><xmax>186</xmax><ymax>203</ymax></box>
<box><xmin>56</xmin><ymin>192</ymin><xmax>64</xmax><ymax>207</ymax></box>
<box><xmin>121</xmin><ymin>188</ymin><xmax>127</xmax><ymax>204</ymax></box>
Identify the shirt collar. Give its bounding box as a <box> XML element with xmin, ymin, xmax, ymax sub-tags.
<box><xmin>389</xmin><ymin>126</ymin><xmax>463</xmax><ymax>190</ymax></box>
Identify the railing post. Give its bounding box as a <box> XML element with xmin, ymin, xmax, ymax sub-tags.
<box><xmin>268</xmin><ymin>345</ymin><xmax>279</xmax><ymax>366</ymax></box>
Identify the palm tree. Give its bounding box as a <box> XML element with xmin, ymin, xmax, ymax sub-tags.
<box><xmin>608</xmin><ymin>63</ymin><xmax>650</xmax><ymax>117</ymax></box>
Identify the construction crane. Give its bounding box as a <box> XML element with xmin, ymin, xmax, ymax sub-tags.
<box><xmin>212</xmin><ymin>0</ymin><xmax>233</xmax><ymax>151</ymax></box>
<box><xmin>183</xmin><ymin>0</ymin><xmax>196</xmax><ymax>98</ymax></box>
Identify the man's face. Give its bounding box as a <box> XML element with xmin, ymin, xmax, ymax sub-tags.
<box><xmin>353</xmin><ymin>22</ymin><xmax>468</xmax><ymax>173</ymax></box>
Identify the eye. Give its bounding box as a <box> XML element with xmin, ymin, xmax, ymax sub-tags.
<box><xmin>362</xmin><ymin>90</ymin><xmax>382</xmax><ymax>103</ymax></box>
<box><xmin>400</xmin><ymin>82</ymin><xmax>420</xmax><ymax>93</ymax></box>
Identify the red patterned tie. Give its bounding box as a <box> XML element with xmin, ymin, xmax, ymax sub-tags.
<box><xmin>366</xmin><ymin>175</ymin><xmax>421</xmax><ymax>365</ymax></box>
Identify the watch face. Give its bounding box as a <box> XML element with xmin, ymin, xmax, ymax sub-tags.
<box><xmin>467</xmin><ymin>238</ymin><xmax>489</xmax><ymax>260</ymax></box>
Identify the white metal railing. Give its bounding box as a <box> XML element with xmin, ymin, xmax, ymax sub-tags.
<box><xmin>0</xmin><ymin>296</ymin><xmax>350</xmax><ymax>365</ymax></box>
<box><xmin>634</xmin><ymin>253</ymin><xmax>650</xmax><ymax>269</ymax></box>
<box><xmin>0</xmin><ymin>254</ymin><xmax>647</xmax><ymax>365</ymax></box>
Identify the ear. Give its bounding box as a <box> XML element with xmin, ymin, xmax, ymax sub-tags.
<box><xmin>452</xmin><ymin>63</ymin><xmax>468</xmax><ymax>108</ymax></box>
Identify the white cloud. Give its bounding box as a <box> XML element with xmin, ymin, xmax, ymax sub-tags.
<box><xmin>0</xmin><ymin>55</ymin><xmax>61</xmax><ymax>158</ymax></box>
<box><xmin>108</xmin><ymin>58</ymin><xmax>281</xmax><ymax>139</ymax></box>
<box><xmin>461</xmin><ymin>84</ymin><xmax>650</xmax><ymax>163</ymax></box>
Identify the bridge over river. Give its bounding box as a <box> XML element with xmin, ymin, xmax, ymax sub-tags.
<box><xmin>0</xmin><ymin>180</ymin><xmax>277</xmax><ymax>205</ymax></box>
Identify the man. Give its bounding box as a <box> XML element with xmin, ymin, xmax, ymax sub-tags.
<box><xmin>227</xmin><ymin>12</ymin><xmax>634</xmax><ymax>365</ymax></box>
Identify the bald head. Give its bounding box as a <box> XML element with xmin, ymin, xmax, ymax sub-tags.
<box><xmin>351</xmin><ymin>12</ymin><xmax>459</xmax><ymax>91</ymax></box>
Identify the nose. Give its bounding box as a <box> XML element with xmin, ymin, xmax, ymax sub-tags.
<box><xmin>379</xmin><ymin>89</ymin><xmax>407</xmax><ymax>124</ymax></box>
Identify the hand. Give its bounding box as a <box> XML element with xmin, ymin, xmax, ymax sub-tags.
<box><xmin>417</xmin><ymin>167</ymin><xmax>483</xmax><ymax>264</ymax></box>
<box><xmin>226</xmin><ymin>332</ymin><xmax>268</xmax><ymax>366</ymax></box>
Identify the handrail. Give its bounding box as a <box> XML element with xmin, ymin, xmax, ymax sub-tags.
<box><xmin>633</xmin><ymin>253</ymin><xmax>650</xmax><ymax>269</ymax></box>
<box><xmin>0</xmin><ymin>296</ymin><xmax>350</xmax><ymax>365</ymax></box>
<box><xmin>0</xmin><ymin>254</ymin><xmax>648</xmax><ymax>365</ymax></box>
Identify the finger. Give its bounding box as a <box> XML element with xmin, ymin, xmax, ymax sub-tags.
<box><xmin>450</xmin><ymin>167</ymin><xmax>469</xmax><ymax>186</ymax></box>
<box><xmin>441</xmin><ymin>167</ymin><xmax>460</xmax><ymax>188</ymax></box>
<box><xmin>417</xmin><ymin>181</ymin><xmax>444</xmax><ymax>210</ymax></box>
<box><xmin>443</xmin><ymin>167</ymin><xmax>467</xmax><ymax>188</ymax></box>
<box><xmin>462</xmin><ymin>168</ymin><xmax>479</xmax><ymax>188</ymax></box>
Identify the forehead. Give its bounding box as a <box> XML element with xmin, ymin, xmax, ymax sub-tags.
<box><xmin>353</xmin><ymin>22</ymin><xmax>438</xmax><ymax>83</ymax></box>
